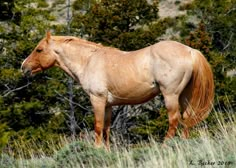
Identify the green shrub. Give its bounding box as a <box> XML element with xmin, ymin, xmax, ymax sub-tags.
<box><xmin>0</xmin><ymin>123</ymin><xmax>10</xmax><ymax>152</ymax></box>
<box><xmin>37</xmin><ymin>0</ymin><xmax>49</xmax><ymax>8</ymax></box>
<box><xmin>54</xmin><ymin>140</ymin><xmax>117</xmax><ymax>167</ymax></box>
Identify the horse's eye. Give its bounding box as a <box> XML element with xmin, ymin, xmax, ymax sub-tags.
<box><xmin>36</xmin><ymin>48</ymin><xmax>43</xmax><ymax>53</ymax></box>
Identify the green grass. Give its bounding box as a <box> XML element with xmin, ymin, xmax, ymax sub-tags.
<box><xmin>1</xmin><ymin>111</ymin><xmax>236</xmax><ymax>168</ymax></box>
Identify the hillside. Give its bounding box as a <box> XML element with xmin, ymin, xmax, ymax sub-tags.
<box><xmin>159</xmin><ymin>0</ymin><xmax>193</xmax><ymax>18</ymax></box>
<box><xmin>47</xmin><ymin>0</ymin><xmax>194</xmax><ymax>28</ymax></box>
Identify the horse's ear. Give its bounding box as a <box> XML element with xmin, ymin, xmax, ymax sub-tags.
<box><xmin>46</xmin><ymin>31</ymin><xmax>51</xmax><ymax>43</ymax></box>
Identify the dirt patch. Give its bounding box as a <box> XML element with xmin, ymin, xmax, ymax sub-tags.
<box><xmin>159</xmin><ymin>0</ymin><xmax>193</xmax><ymax>18</ymax></box>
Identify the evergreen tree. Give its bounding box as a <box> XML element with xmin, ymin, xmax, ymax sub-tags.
<box><xmin>0</xmin><ymin>0</ymin><xmax>70</xmax><ymax>154</ymax></box>
<box><xmin>182</xmin><ymin>0</ymin><xmax>236</xmax><ymax>110</ymax></box>
<box><xmin>72</xmin><ymin>0</ymin><xmax>159</xmax><ymax>50</ymax></box>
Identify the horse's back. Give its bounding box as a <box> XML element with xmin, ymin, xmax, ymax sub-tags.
<box><xmin>151</xmin><ymin>41</ymin><xmax>193</xmax><ymax>60</ymax></box>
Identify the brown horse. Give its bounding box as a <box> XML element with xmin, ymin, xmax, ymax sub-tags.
<box><xmin>21</xmin><ymin>32</ymin><xmax>214</xmax><ymax>149</ymax></box>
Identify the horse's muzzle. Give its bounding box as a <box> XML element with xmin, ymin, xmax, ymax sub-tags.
<box><xmin>21</xmin><ymin>65</ymin><xmax>32</xmax><ymax>77</ymax></box>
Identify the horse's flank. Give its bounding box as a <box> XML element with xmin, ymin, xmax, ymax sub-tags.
<box><xmin>21</xmin><ymin>32</ymin><xmax>214</xmax><ymax>149</ymax></box>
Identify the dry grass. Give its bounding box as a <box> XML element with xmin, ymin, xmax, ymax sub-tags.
<box><xmin>1</xmin><ymin>110</ymin><xmax>236</xmax><ymax>168</ymax></box>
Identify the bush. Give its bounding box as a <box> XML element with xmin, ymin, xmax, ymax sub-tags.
<box><xmin>54</xmin><ymin>140</ymin><xmax>117</xmax><ymax>167</ymax></box>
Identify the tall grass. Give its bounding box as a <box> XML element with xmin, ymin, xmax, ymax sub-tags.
<box><xmin>1</xmin><ymin>110</ymin><xmax>236</xmax><ymax>168</ymax></box>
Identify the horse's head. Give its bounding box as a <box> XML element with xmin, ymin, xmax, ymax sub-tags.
<box><xmin>21</xmin><ymin>32</ymin><xmax>57</xmax><ymax>76</ymax></box>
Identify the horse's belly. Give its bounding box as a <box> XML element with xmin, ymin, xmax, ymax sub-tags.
<box><xmin>107</xmin><ymin>86</ymin><xmax>160</xmax><ymax>105</ymax></box>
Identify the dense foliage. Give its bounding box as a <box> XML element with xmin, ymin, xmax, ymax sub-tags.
<box><xmin>0</xmin><ymin>0</ymin><xmax>89</xmax><ymax>155</ymax></box>
<box><xmin>72</xmin><ymin>0</ymin><xmax>159</xmax><ymax>50</ymax></box>
<box><xmin>0</xmin><ymin>0</ymin><xmax>235</xmax><ymax>156</ymax></box>
<box><xmin>181</xmin><ymin>0</ymin><xmax>236</xmax><ymax>110</ymax></box>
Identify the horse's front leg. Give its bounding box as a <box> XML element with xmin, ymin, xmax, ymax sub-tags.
<box><xmin>104</xmin><ymin>106</ymin><xmax>112</xmax><ymax>150</ymax></box>
<box><xmin>90</xmin><ymin>94</ymin><xmax>106</xmax><ymax>148</ymax></box>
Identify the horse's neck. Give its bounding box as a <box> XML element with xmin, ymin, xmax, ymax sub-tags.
<box><xmin>55</xmin><ymin>41</ymin><xmax>96</xmax><ymax>81</ymax></box>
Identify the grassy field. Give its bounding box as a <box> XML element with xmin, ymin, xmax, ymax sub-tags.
<box><xmin>1</xmin><ymin>111</ymin><xmax>236</xmax><ymax>168</ymax></box>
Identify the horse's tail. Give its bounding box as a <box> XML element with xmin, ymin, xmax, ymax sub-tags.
<box><xmin>180</xmin><ymin>49</ymin><xmax>214</xmax><ymax>128</ymax></box>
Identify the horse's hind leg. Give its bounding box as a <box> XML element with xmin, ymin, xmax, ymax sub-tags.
<box><xmin>163</xmin><ymin>94</ymin><xmax>181</xmax><ymax>140</ymax></box>
<box><xmin>181</xmin><ymin>127</ymin><xmax>190</xmax><ymax>139</ymax></box>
